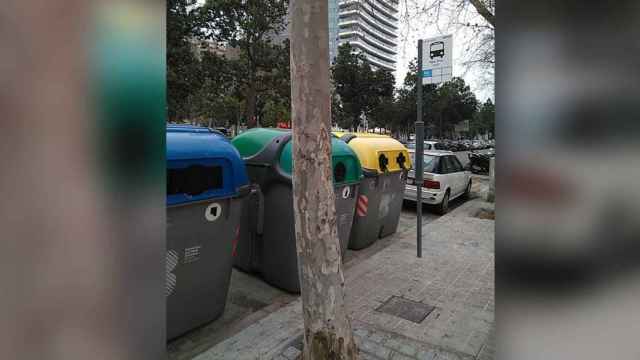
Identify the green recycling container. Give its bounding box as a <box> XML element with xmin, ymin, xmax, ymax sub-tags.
<box><xmin>232</xmin><ymin>128</ymin><xmax>362</xmax><ymax>293</ymax></box>
<box><xmin>336</xmin><ymin>133</ymin><xmax>411</xmax><ymax>250</ymax></box>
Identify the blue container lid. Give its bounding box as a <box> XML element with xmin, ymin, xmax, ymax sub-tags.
<box><xmin>167</xmin><ymin>126</ymin><xmax>248</xmax><ymax>206</ymax></box>
<box><xmin>167</xmin><ymin>124</ymin><xmax>228</xmax><ymax>139</ymax></box>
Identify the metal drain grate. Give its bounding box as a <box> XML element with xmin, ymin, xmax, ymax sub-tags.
<box><xmin>375</xmin><ymin>296</ymin><xmax>435</xmax><ymax>324</ymax></box>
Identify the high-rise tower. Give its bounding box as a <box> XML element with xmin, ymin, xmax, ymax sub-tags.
<box><xmin>333</xmin><ymin>0</ymin><xmax>399</xmax><ymax>71</ymax></box>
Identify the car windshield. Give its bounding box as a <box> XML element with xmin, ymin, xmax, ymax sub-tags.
<box><xmin>410</xmin><ymin>154</ymin><xmax>438</xmax><ymax>173</ymax></box>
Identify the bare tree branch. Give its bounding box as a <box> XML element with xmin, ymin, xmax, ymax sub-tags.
<box><xmin>468</xmin><ymin>0</ymin><xmax>494</xmax><ymax>27</ymax></box>
<box><xmin>400</xmin><ymin>0</ymin><xmax>494</xmax><ymax>93</ymax></box>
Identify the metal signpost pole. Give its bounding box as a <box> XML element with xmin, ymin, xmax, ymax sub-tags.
<box><xmin>416</xmin><ymin>40</ymin><xmax>424</xmax><ymax>258</ymax></box>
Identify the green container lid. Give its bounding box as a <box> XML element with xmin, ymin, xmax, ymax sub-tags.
<box><xmin>232</xmin><ymin>128</ymin><xmax>362</xmax><ymax>186</ymax></box>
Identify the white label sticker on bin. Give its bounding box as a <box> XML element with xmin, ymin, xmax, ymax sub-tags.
<box><xmin>342</xmin><ymin>186</ymin><xmax>351</xmax><ymax>199</ymax></box>
<box><xmin>379</xmin><ymin>193</ymin><xmax>394</xmax><ymax>219</ymax></box>
<box><xmin>184</xmin><ymin>246</ymin><xmax>201</xmax><ymax>264</ymax></box>
<box><xmin>205</xmin><ymin>203</ymin><xmax>222</xmax><ymax>222</ymax></box>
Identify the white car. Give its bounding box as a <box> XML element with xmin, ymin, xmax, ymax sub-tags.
<box><xmin>406</xmin><ymin>141</ymin><xmax>446</xmax><ymax>151</ymax></box>
<box><xmin>404</xmin><ymin>150</ymin><xmax>472</xmax><ymax>214</ymax></box>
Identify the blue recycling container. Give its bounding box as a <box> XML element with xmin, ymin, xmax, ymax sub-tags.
<box><xmin>166</xmin><ymin>124</ymin><xmax>229</xmax><ymax>139</ymax></box>
<box><xmin>166</xmin><ymin>125</ymin><xmax>249</xmax><ymax>340</ymax></box>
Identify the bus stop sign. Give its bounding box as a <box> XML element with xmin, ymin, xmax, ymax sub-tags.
<box><xmin>422</xmin><ymin>35</ymin><xmax>453</xmax><ymax>85</ymax></box>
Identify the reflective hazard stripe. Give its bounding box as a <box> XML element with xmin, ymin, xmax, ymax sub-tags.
<box><xmin>232</xmin><ymin>226</ymin><xmax>239</xmax><ymax>257</ymax></box>
<box><xmin>356</xmin><ymin>195</ymin><xmax>368</xmax><ymax>217</ymax></box>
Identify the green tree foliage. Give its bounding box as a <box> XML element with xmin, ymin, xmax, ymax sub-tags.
<box><xmin>199</xmin><ymin>0</ymin><xmax>289</xmax><ymax>127</ymax></box>
<box><xmin>393</xmin><ymin>59</ymin><xmax>478</xmax><ymax>139</ymax></box>
<box><xmin>167</xmin><ymin>0</ymin><xmax>202</xmax><ymax>122</ymax></box>
<box><xmin>392</xmin><ymin>60</ymin><xmax>438</xmax><ymax>138</ymax></box>
<box><xmin>260</xmin><ymin>99</ymin><xmax>290</xmax><ymax>127</ymax></box>
<box><xmin>331</xmin><ymin>91</ymin><xmax>349</xmax><ymax>129</ymax></box>
<box><xmin>471</xmin><ymin>98</ymin><xmax>495</xmax><ymax>137</ymax></box>
<box><xmin>433</xmin><ymin>77</ymin><xmax>479</xmax><ymax>138</ymax></box>
<box><xmin>368</xmin><ymin>68</ymin><xmax>396</xmax><ymax>130</ymax></box>
<box><xmin>167</xmin><ymin>0</ymin><xmax>290</xmax><ymax>128</ymax></box>
<box><xmin>331</xmin><ymin>43</ymin><xmax>370</xmax><ymax>130</ymax></box>
<box><xmin>254</xmin><ymin>40</ymin><xmax>291</xmax><ymax>127</ymax></box>
<box><xmin>331</xmin><ymin>43</ymin><xmax>395</xmax><ymax>130</ymax></box>
<box><xmin>192</xmin><ymin>52</ymin><xmax>240</xmax><ymax>127</ymax></box>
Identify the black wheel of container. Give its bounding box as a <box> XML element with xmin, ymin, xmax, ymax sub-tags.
<box><xmin>463</xmin><ymin>180</ymin><xmax>472</xmax><ymax>200</ymax></box>
<box><xmin>437</xmin><ymin>190</ymin><xmax>450</xmax><ymax>215</ymax></box>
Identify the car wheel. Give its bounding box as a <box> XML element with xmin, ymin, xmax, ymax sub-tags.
<box><xmin>437</xmin><ymin>190</ymin><xmax>450</xmax><ymax>215</ymax></box>
<box><xmin>463</xmin><ymin>180</ymin><xmax>472</xmax><ymax>199</ymax></box>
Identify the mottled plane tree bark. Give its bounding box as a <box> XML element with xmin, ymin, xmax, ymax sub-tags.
<box><xmin>289</xmin><ymin>0</ymin><xmax>358</xmax><ymax>359</ymax></box>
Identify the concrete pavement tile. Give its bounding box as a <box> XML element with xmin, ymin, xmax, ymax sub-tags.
<box><xmin>383</xmin><ymin>335</ymin><xmax>423</xmax><ymax>357</ymax></box>
<box><xmin>360</xmin><ymin>339</ymin><xmax>392</xmax><ymax>359</ymax></box>
<box><xmin>360</xmin><ymin>352</ymin><xmax>385</xmax><ymax>360</ymax></box>
<box><xmin>389</xmin><ymin>350</ymin><xmax>416</xmax><ymax>360</ymax></box>
<box><xmin>193</xmin><ymin>199</ymin><xmax>493</xmax><ymax>360</ymax></box>
<box><xmin>462</xmin><ymin>330</ymin><xmax>489</xmax><ymax>356</ymax></box>
<box><xmin>415</xmin><ymin>349</ymin><xmax>437</xmax><ymax>360</ymax></box>
<box><xmin>354</xmin><ymin>327</ymin><xmax>369</xmax><ymax>338</ymax></box>
<box><xmin>369</xmin><ymin>331</ymin><xmax>385</xmax><ymax>344</ymax></box>
<box><xmin>282</xmin><ymin>346</ymin><xmax>301</xmax><ymax>360</ymax></box>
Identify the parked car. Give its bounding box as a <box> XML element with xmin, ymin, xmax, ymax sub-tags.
<box><xmin>404</xmin><ymin>150</ymin><xmax>472</xmax><ymax>214</ymax></box>
<box><xmin>406</xmin><ymin>141</ymin><xmax>447</xmax><ymax>151</ymax></box>
<box><xmin>468</xmin><ymin>151</ymin><xmax>494</xmax><ymax>174</ymax></box>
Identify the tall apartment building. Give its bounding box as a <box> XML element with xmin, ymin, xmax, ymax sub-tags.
<box><xmin>333</xmin><ymin>0</ymin><xmax>399</xmax><ymax>72</ymax></box>
<box><xmin>275</xmin><ymin>0</ymin><xmax>399</xmax><ymax>70</ymax></box>
<box><xmin>328</xmin><ymin>0</ymin><xmax>341</xmax><ymax>64</ymax></box>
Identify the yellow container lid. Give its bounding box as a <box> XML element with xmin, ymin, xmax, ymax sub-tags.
<box><xmin>333</xmin><ymin>132</ymin><xmax>412</xmax><ymax>174</ymax></box>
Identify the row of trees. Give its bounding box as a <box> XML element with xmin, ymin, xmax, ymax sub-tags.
<box><xmin>168</xmin><ymin>0</ymin><xmax>494</xmax><ymax>138</ymax></box>
<box><xmin>168</xmin><ymin>0</ymin><xmax>291</xmax><ymax>128</ymax></box>
<box><xmin>331</xmin><ymin>44</ymin><xmax>494</xmax><ymax>139</ymax></box>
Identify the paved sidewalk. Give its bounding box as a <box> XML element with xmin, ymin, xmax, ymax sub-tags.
<box><xmin>193</xmin><ymin>197</ymin><xmax>495</xmax><ymax>360</ymax></box>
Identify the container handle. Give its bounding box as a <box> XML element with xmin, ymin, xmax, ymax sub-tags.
<box><xmin>340</xmin><ymin>134</ymin><xmax>357</xmax><ymax>143</ymax></box>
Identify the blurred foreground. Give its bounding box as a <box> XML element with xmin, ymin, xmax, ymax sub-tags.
<box><xmin>498</xmin><ymin>1</ymin><xmax>640</xmax><ymax>359</ymax></box>
<box><xmin>0</xmin><ymin>2</ymin><xmax>166</xmax><ymax>360</ymax></box>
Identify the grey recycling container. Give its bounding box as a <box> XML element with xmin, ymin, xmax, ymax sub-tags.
<box><xmin>337</xmin><ymin>133</ymin><xmax>411</xmax><ymax>250</ymax></box>
<box><xmin>166</xmin><ymin>125</ymin><xmax>250</xmax><ymax>340</ymax></box>
<box><xmin>232</xmin><ymin>128</ymin><xmax>363</xmax><ymax>293</ymax></box>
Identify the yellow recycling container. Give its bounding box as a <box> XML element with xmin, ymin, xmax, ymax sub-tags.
<box><xmin>335</xmin><ymin>132</ymin><xmax>412</xmax><ymax>249</ymax></box>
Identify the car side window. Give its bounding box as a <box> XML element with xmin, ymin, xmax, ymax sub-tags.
<box><xmin>451</xmin><ymin>157</ymin><xmax>464</xmax><ymax>173</ymax></box>
<box><xmin>444</xmin><ymin>156</ymin><xmax>460</xmax><ymax>173</ymax></box>
<box><xmin>438</xmin><ymin>157</ymin><xmax>450</xmax><ymax>174</ymax></box>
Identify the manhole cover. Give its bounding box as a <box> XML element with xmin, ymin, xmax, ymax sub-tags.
<box><xmin>375</xmin><ymin>296</ymin><xmax>435</xmax><ymax>324</ymax></box>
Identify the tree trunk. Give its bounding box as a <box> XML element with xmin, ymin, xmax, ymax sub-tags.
<box><xmin>468</xmin><ymin>0</ymin><xmax>495</xmax><ymax>27</ymax></box>
<box><xmin>289</xmin><ymin>1</ymin><xmax>358</xmax><ymax>360</ymax></box>
<box><xmin>245</xmin><ymin>78</ymin><xmax>258</xmax><ymax>128</ymax></box>
<box><xmin>352</xmin><ymin>115</ymin><xmax>359</xmax><ymax>132</ymax></box>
